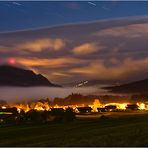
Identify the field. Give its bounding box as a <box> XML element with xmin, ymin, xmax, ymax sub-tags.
<box><xmin>0</xmin><ymin>111</ymin><xmax>148</xmax><ymax>147</ymax></box>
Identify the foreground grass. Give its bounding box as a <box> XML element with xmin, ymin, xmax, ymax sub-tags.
<box><xmin>0</xmin><ymin>111</ymin><xmax>148</xmax><ymax>146</ymax></box>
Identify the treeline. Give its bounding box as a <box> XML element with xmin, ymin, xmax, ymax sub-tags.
<box><xmin>52</xmin><ymin>93</ymin><xmax>129</xmax><ymax>105</ymax></box>
<box><xmin>130</xmin><ymin>93</ymin><xmax>148</xmax><ymax>102</ymax></box>
<box><xmin>0</xmin><ymin>93</ymin><xmax>131</xmax><ymax>107</ymax></box>
<box><xmin>1</xmin><ymin>93</ymin><xmax>148</xmax><ymax>107</ymax></box>
<box><xmin>51</xmin><ymin>93</ymin><xmax>148</xmax><ymax>105</ymax></box>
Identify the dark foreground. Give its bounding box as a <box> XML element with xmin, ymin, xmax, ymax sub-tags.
<box><xmin>0</xmin><ymin>111</ymin><xmax>148</xmax><ymax>147</ymax></box>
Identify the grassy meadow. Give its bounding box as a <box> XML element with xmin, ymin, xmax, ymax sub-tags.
<box><xmin>0</xmin><ymin>111</ymin><xmax>148</xmax><ymax>147</ymax></box>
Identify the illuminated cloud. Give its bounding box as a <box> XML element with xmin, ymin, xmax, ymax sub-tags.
<box><xmin>16</xmin><ymin>57</ymin><xmax>86</xmax><ymax>68</ymax></box>
<box><xmin>72</xmin><ymin>43</ymin><xmax>103</xmax><ymax>55</ymax></box>
<box><xmin>70</xmin><ymin>58</ymin><xmax>148</xmax><ymax>81</ymax></box>
<box><xmin>95</xmin><ymin>23</ymin><xmax>148</xmax><ymax>38</ymax></box>
<box><xmin>17</xmin><ymin>38</ymin><xmax>65</xmax><ymax>52</ymax></box>
<box><xmin>51</xmin><ymin>72</ymin><xmax>72</xmax><ymax>77</ymax></box>
<box><xmin>109</xmin><ymin>58</ymin><xmax>119</xmax><ymax>65</ymax></box>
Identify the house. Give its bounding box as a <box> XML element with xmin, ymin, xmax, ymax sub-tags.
<box><xmin>97</xmin><ymin>107</ymin><xmax>106</xmax><ymax>112</ymax></box>
<box><xmin>0</xmin><ymin>107</ymin><xmax>19</xmax><ymax>124</ymax></box>
<box><xmin>126</xmin><ymin>104</ymin><xmax>138</xmax><ymax>110</ymax></box>
<box><xmin>77</xmin><ymin>107</ymin><xmax>92</xmax><ymax>113</ymax></box>
<box><xmin>105</xmin><ymin>105</ymin><xmax>117</xmax><ymax>112</ymax></box>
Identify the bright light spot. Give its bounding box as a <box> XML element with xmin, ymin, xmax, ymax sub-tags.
<box><xmin>137</xmin><ymin>102</ymin><xmax>145</xmax><ymax>110</ymax></box>
<box><xmin>8</xmin><ymin>58</ymin><xmax>16</xmax><ymax>65</ymax></box>
<box><xmin>2</xmin><ymin>106</ymin><xmax>6</xmax><ymax>109</ymax></box>
<box><xmin>17</xmin><ymin>108</ymin><xmax>21</xmax><ymax>113</ymax></box>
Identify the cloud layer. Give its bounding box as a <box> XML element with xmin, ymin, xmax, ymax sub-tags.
<box><xmin>17</xmin><ymin>38</ymin><xmax>66</xmax><ymax>52</ymax></box>
<box><xmin>0</xmin><ymin>16</ymin><xmax>148</xmax><ymax>84</ymax></box>
<box><xmin>73</xmin><ymin>43</ymin><xmax>98</xmax><ymax>55</ymax></box>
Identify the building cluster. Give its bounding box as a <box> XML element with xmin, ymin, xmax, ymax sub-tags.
<box><xmin>0</xmin><ymin>99</ymin><xmax>148</xmax><ymax>124</ymax></box>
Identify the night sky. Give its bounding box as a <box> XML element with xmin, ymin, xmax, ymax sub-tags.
<box><xmin>1</xmin><ymin>1</ymin><xmax>148</xmax><ymax>32</ymax></box>
<box><xmin>0</xmin><ymin>1</ymin><xmax>148</xmax><ymax>85</ymax></box>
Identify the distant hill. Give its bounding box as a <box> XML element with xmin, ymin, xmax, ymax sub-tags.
<box><xmin>0</xmin><ymin>65</ymin><xmax>61</xmax><ymax>87</ymax></box>
<box><xmin>104</xmin><ymin>78</ymin><xmax>148</xmax><ymax>93</ymax></box>
<box><xmin>63</xmin><ymin>79</ymin><xmax>120</xmax><ymax>87</ymax></box>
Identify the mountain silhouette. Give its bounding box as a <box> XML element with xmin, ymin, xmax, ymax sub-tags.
<box><xmin>0</xmin><ymin>65</ymin><xmax>61</xmax><ymax>87</ymax></box>
<box><xmin>105</xmin><ymin>78</ymin><xmax>148</xmax><ymax>93</ymax></box>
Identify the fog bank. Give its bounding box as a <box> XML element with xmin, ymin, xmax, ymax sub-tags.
<box><xmin>0</xmin><ymin>86</ymin><xmax>108</xmax><ymax>103</ymax></box>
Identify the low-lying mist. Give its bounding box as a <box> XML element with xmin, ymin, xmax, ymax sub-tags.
<box><xmin>0</xmin><ymin>86</ymin><xmax>108</xmax><ymax>103</ymax></box>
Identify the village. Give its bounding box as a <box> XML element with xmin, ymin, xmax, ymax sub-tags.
<box><xmin>0</xmin><ymin>97</ymin><xmax>148</xmax><ymax>124</ymax></box>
